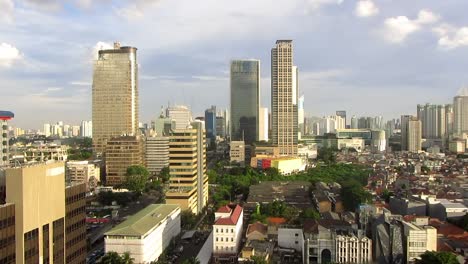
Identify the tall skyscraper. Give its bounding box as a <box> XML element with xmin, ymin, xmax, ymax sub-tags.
<box><xmin>145</xmin><ymin>136</ymin><xmax>170</xmax><ymax>176</ymax></box>
<box><xmin>298</xmin><ymin>95</ymin><xmax>305</xmax><ymax>137</ymax></box>
<box><xmin>230</xmin><ymin>59</ymin><xmax>260</xmax><ymax>145</ymax></box>
<box><xmin>271</xmin><ymin>40</ymin><xmax>298</xmax><ymax>156</ymax></box>
<box><xmin>0</xmin><ymin>111</ymin><xmax>14</xmax><ymax>167</ymax></box>
<box><xmin>417</xmin><ymin>104</ymin><xmax>447</xmax><ymax>139</ymax></box>
<box><xmin>43</xmin><ymin>123</ymin><xmax>51</xmax><ymax>137</ymax></box>
<box><xmin>205</xmin><ymin>105</ymin><xmax>217</xmax><ymax>142</ymax></box>
<box><xmin>166</xmin><ymin>122</ymin><xmax>208</xmax><ymax>214</ymax></box>
<box><xmin>80</xmin><ymin>120</ymin><xmax>92</xmax><ymax>138</ymax></box>
<box><xmin>351</xmin><ymin>116</ymin><xmax>358</xmax><ymax>129</ymax></box>
<box><xmin>167</xmin><ymin>105</ymin><xmax>192</xmax><ymax>130</ymax></box>
<box><xmin>336</xmin><ymin>110</ymin><xmax>347</xmax><ymax>127</ymax></box>
<box><xmin>258</xmin><ymin>107</ymin><xmax>269</xmax><ymax>141</ymax></box>
<box><xmin>92</xmin><ymin>42</ymin><xmax>139</xmax><ymax>155</ymax></box>
<box><xmin>401</xmin><ymin>115</ymin><xmax>422</xmax><ymax>152</ymax></box>
<box><xmin>454</xmin><ymin>94</ymin><xmax>468</xmax><ymax>136</ymax></box>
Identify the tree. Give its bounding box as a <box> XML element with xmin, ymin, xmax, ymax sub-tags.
<box><xmin>415</xmin><ymin>251</ymin><xmax>458</xmax><ymax>264</ymax></box>
<box><xmin>159</xmin><ymin>166</ymin><xmax>170</xmax><ymax>183</ymax></box>
<box><xmin>125</xmin><ymin>165</ymin><xmax>149</xmax><ymax>194</ymax></box>
<box><xmin>181</xmin><ymin>257</ymin><xmax>200</xmax><ymax>264</ymax></box>
<box><xmin>249</xmin><ymin>256</ymin><xmax>268</xmax><ymax>264</ymax></box>
<box><xmin>317</xmin><ymin>147</ymin><xmax>337</xmax><ymax>164</ymax></box>
<box><xmin>181</xmin><ymin>210</ymin><xmax>197</xmax><ymax>230</ymax></box>
<box><xmin>302</xmin><ymin>207</ymin><xmax>320</xmax><ymax>220</ymax></box>
<box><xmin>99</xmin><ymin>252</ymin><xmax>134</xmax><ymax>264</ymax></box>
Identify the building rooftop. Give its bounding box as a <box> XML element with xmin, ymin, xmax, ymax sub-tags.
<box><xmin>105</xmin><ymin>204</ymin><xmax>179</xmax><ymax>237</ymax></box>
<box><xmin>214</xmin><ymin>205</ymin><xmax>242</xmax><ymax>226</ymax></box>
<box><xmin>0</xmin><ymin>111</ymin><xmax>14</xmax><ymax>120</ymax></box>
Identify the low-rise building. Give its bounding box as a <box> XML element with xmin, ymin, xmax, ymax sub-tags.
<box><xmin>230</xmin><ymin>141</ymin><xmax>245</xmax><ymax>166</ymax></box>
<box><xmin>104</xmin><ymin>204</ymin><xmax>181</xmax><ymax>264</ymax></box>
<box><xmin>402</xmin><ymin>221</ymin><xmax>437</xmax><ymax>263</ymax></box>
<box><xmin>213</xmin><ymin>205</ymin><xmax>244</xmax><ymax>262</ymax></box>
<box><xmin>66</xmin><ymin>160</ymin><xmax>101</xmax><ymax>189</ymax></box>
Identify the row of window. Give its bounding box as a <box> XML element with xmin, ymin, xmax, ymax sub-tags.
<box><xmin>0</xmin><ymin>235</ymin><xmax>14</xmax><ymax>249</ymax></box>
<box><xmin>0</xmin><ymin>216</ymin><xmax>15</xmax><ymax>229</ymax></box>
<box><xmin>24</xmin><ymin>229</ymin><xmax>39</xmax><ymax>241</ymax></box>
<box><xmin>215</xmin><ymin>246</ymin><xmax>235</xmax><ymax>252</ymax></box>
<box><xmin>0</xmin><ymin>253</ymin><xmax>15</xmax><ymax>264</ymax></box>
<box><xmin>215</xmin><ymin>237</ymin><xmax>234</xmax><ymax>242</ymax></box>
<box><xmin>66</xmin><ymin>233</ymin><xmax>86</xmax><ymax>249</ymax></box>
<box><xmin>66</xmin><ymin>192</ymin><xmax>86</xmax><ymax>204</ymax></box>
<box><xmin>66</xmin><ymin>219</ymin><xmax>86</xmax><ymax>234</ymax></box>
<box><xmin>66</xmin><ymin>246</ymin><xmax>87</xmax><ymax>263</ymax></box>
<box><xmin>215</xmin><ymin>228</ymin><xmax>235</xmax><ymax>233</ymax></box>
<box><xmin>66</xmin><ymin>205</ymin><xmax>86</xmax><ymax>218</ymax></box>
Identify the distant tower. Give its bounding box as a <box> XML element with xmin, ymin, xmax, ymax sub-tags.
<box><xmin>92</xmin><ymin>42</ymin><xmax>139</xmax><ymax>156</ymax></box>
<box><xmin>271</xmin><ymin>40</ymin><xmax>298</xmax><ymax>155</ymax></box>
<box><xmin>454</xmin><ymin>92</ymin><xmax>468</xmax><ymax>136</ymax></box>
<box><xmin>0</xmin><ymin>110</ymin><xmax>14</xmax><ymax>166</ymax></box>
<box><xmin>230</xmin><ymin>59</ymin><xmax>260</xmax><ymax>145</ymax></box>
<box><xmin>298</xmin><ymin>95</ymin><xmax>305</xmax><ymax>138</ymax></box>
<box><xmin>401</xmin><ymin>115</ymin><xmax>422</xmax><ymax>152</ymax></box>
<box><xmin>336</xmin><ymin>110</ymin><xmax>347</xmax><ymax>127</ymax></box>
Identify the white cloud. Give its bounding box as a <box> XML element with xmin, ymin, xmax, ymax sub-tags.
<box><xmin>70</xmin><ymin>81</ymin><xmax>91</xmax><ymax>86</ymax></box>
<box><xmin>91</xmin><ymin>41</ymin><xmax>113</xmax><ymax>60</ymax></box>
<box><xmin>433</xmin><ymin>23</ymin><xmax>468</xmax><ymax>49</ymax></box>
<box><xmin>0</xmin><ymin>0</ymin><xmax>14</xmax><ymax>24</ymax></box>
<box><xmin>305</xmin><ymin>0</ymin><xmax>344</xmax><ymax>13</ymax></box>
<box><xmin>115</xmin><ymin>0</ymin><xmax>161</xmax><ymax>20</ymax></box>
<box><xmin>355</xmin><ymin>0</ymin><xmax>379</xmax><ymax>18</ymax></box>
<box><xmin>383</xmin><ymin>10</ymin><xmax>439</xmax><ymax>43</ymax></box>
<box><xmin>20</xmin><ymin>0</ymin><xmax>61</xmax><ymax>12</ymax></box>
<box><xmin>0</xmin><ymin>43</ymin><xmax>21</xmax><ymax>67</ymax></box>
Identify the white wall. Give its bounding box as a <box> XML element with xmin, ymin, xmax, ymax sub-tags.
<box><xmin>278</xmin><ymin>228</ymin><xmax>304</xmax><ymax>252</ymax></box>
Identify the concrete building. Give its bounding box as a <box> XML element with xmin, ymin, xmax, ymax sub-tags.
<box><xmin>278</xmin><ymin>228</ymin><xmax>304</xmax><ymax>252</ymax></box>
<box><xmin>401</xmin><ymin>115</ymin><xmax>422</xmax><ymax>152</ymax></box>
<box><xmin>65</xmin><ymin>183</ymin><xmax>87</xmax><ymax>264</ymax></box>
<box><xmin>213</xmin><ymin>205</ymin><xmax>244</xmax><ymax>260</ymax></box>
<box><xmin>145</xmin><ymin>136</ymin><xmax>169</xmax><ymax>176</ymax></box>
<box><xmin>5</xmin><ymin>162</ymin><xmax>66</xmax><ymax>264</ymax></box>
<box><xmin>336</xmin><ymin>111</ymin><xmax>347</xmax><ymax>127</ymax></box>
<box><xmin>205</xmin><ymin>106</ymin><xmax>217</xmax><ymax>142</ymax></box>
<box><xmin>417</xmin><ymin>104</ymin><xmax>447</xmax><ymax>140</ymax></box>
<box><xmin>92</xmin><ymin>42</ymin><xmax>139</xmax><ymax>156</ymax></box>
<box><xmin>0</xmin><ymin>202</ymin><xmax>15</xmax><ymax>263</ymax></box>
<box><xmin>230</xmin><ymin>141</ymin><xmax>245</xmax><ymax>166</ymax></box>
<box><xmin>105</xmin><ymin>136</ymin><xmax>144</xmax><ymax>186</ymax></box>
<box><xmin>271</xmin><ymin>40</ymin><xmax>298</xmax><ymax>156</ymax></box>
<box><xmin>104</xmin><ymin>204</ymin><xmax>181</xmax><ymax>263</ymax></box>
<box><xmin>0</xmin><ymin>111</ymin><xmax>14</xmax><ymax>167</ymax></box>
<box><xmin>449</xmin><ymin>139</ymin><xmax>466</xmax><ymax>153</ymax></box>
<box><xmin>454</xmin><ymin>93</ymin><xmax>468</xmax><ymax>136</ymax></box>
<box><xmin>230</xmin><ymin>59</ymin><xmax>260</xmax><ymax>145</ymax></box>
<box><xmin>258</xmin><ymin>107</ymin><xmax>269</xmax><ymax>142</ymax></box>
<box><xmin>402</xmin><ymin>221</ymin><xmax>437</xmax><ymax>263</ymax></box>
<box><xmin>166</xmin><ymin>122</ymin><xmax>208</xmax><ymax>214</ymax></box>
<box><xmin>66</xmin><ymin>160</ymin><xmax>101</xmax><ymax>189</ymax></box>
<box><xmin>167</xmin><ymin>105</ymin><xmax>192</xmax><ymax>130</ymax></box>
<box><xmin>298</xmin><ymin>95</ymin><xmax>305</xmax><ymax>138</ymax></box>
<box><xmin>43</xmin><ymin>123</ymin><xmax>51</xmax><ymax>137</ymax></box>
<box><xmin>80</xmin><ymin>120</ymin><xmax>92</xmax><ymax>138</ymax></box>
<box><xmin>270</xmin><ymin>157</ymin><xmax>306</xmax><ymax>175</ymax></box>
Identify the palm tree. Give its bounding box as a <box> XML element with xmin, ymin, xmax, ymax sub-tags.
<box><xmin>122</xmin><ymin>252</ymin><xmax>134</xmax><ymax>264</ymax></box>
<box><xmin>181</xmin><ymin>256</ymin><xmax>201</xmax><ymax>264</ymax></box>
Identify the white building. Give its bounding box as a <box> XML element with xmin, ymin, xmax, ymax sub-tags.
<box><xmin>230</xmin><ymin>141</ymin><xmax>245</xmax><ymax>165</ymax></box>
<box><xmin>278</xmin><ymin>228</ymin><xmax>304</xmax><ymax>252</ymax></box>
<box><xmin>104</xmin><ymin>204</ymin><xmax>181</xmax><ymax>264</ymax></box>
<box><xmin>213</xmin><ymin>205</ymin><xmax>244</xmax><ymax>259</ymax></box>
<box><xmin>43</xmin><ymin>123</ymin><xmax>51</xmax><ymax>137</ymax></box>
<box><xmin>80</xmin><ymin>120</ymin><xmax>93</xmax><ymax>138</ymax></box>
<box><xmin>167</xmin><ymin>105</ymin><xmax>192</xmax><ymax>130</ymax></box>
<box><xmin>259</xmin><ymin>107</ymin><xmax>269</xmax><ymax>142</ymax></box>
<box><xmin>335</xmin><ymin>234</ymin><xmax>372</xmax><ymax>263</ymax></box>
<box><xmin>402</xmin><ymin>222</ymin><xmax>437</xmax><ymax>263</ymax></box>
<box><xmin>66</xmin><ymin>160</ymin><xmax>101</xmax><ymax>189</ymax></box>
<box><xmin>145</xmin><ymin>136</ymin><xmax>169</xmax><ymax>176</ymax></box>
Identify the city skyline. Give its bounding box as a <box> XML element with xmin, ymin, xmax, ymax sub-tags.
<box><xmin>1</xmin><ymin>0</ymin><xmax>468</xmax><ymax>129</ymax></box>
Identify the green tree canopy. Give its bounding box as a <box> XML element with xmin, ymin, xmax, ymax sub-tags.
<box><xmin>415</xmin><ymin>251</ymin><xmax>459</xmax><ymax>264</ymax></box>
<box><xmin>181</xmin><ymin>257</ymin><xmax>200</xmax><ymax>264</ymax></box>
<box><xmin>249</xmin><ymin>256</ymin><xmax>268</xmax><ymax>264</ymax></box>
<box><xmin>99</xmin><ymin>252</ymin><xmax>134</xmax><ymax>264</ymax></box>
<box><xmin>159</xmin><ymin>166</ymin><xmax>170</xmax><ymax>183</ymax></box>
<box><xmin>125</xmin><ymin>165</ymin><xmax>149</xmax><ymax>194</ymax></box>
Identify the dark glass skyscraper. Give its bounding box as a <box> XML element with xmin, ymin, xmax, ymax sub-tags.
<box><xmin>230</xmin><ymin>60</ymin><xmax>260</xmax><ymax>144</ymax></box>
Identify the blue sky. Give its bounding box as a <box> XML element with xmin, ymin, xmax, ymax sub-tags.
<box><xmin>1</xmin><ymin>0</ymin><xmax>468</xmax><ymax>129</ymax></box>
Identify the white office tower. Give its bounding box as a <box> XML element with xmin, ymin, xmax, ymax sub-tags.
<box><xmin>401</xmin><ymin>115</ymin><xmax>422</xmax><ymax>152</ymax></box>
<box><xmin>145</xmin><ymin>136</ymin><xmax>169</xmax><ymax>176</ymax></box>
<box><xmin>167</xmin><ymin>105</ymin><xmax>192</xmax><ymax>130</ymax></box>
<box><xmin>298</xmin><ymin>95</ymin><xmax>305</xmax><ymax>139</ymax></box>
<box><xmin>351</xmin><ymin>116</ymin><xmax>358</xmax><ymax>129</ymax></box>
<box><xmin>371</xmin><ymin>130</ymin><xmax>386</xmax><ymax>152</ymax></box>
<box><xmin>43</xmin><ymin>123</ymin><xmax>51</xmax><ymax>137</ymax></box>
<box><xmin>258</xmin><ymin>107</ymin><xmax>269</xmax><ymax>141</ymax></box>
<box><xmin>80</xmin><ymin>121</ymin><xmax>93</xmax><ymax>138</ymax></box>
<box><xmin>454</xmin><ymin>89</ymin><xmax>468</xmax><ymax>136</ymax></box>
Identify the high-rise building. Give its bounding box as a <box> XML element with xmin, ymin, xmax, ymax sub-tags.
<box><xmin>205</xmin><ymin>106</ymin><xmax>217</xmax><ymax>141</ymax></box>
<box><xmin>105</xmin><ymin>136</ymin><xmax>144</xmax><ymax>186</ymax></box>
<box><xmin>258</xmin><ymin>107</ymin><xmax>269</xmax><ymax>141</ymax></box>
<box><xmin>216</xmin><ymin>116</ymin><xmax>226</xmax><ymax>139</ymax></box>
<box><xmin>5</xmin><ymin>162</ymin><xmax>66</xmax><ymax>264</ymax></box>
<box><xmin>66</xmin><ymin>161</ymin><xmax>101</xmax><ymax>189</ymax></box>
<box><xmin>230</xmin><ymin>141</ymin><xmax>245</xmax><ymax>166</ymax></box>
<box><xmin>298</xmin><ymin>95</ymin><xmax>305</xmax><ymax>137</ymax></box>
<box><xmin>230</xmin><ymin>59</ymin><xmax>260</xmax><ymax>145</ymax></box>
<box><xmin>167</xmin><ymin>105</ymin><xmax>192</xmax><ymax>130</ymax></box>
<box><xmin>401</xmin><ymin>115</ymin><xmax>422</xmax><ymax>152</ymax></box>
<box><xmin>0</xmin><ymin>111</ymin><xmax>14</xmax><ymax>167</ymax></box>
<box><xmin>417</xmin><ymin>104</ymin><xmax>447</xmax><ymax>139</ymax></box>
<box><xmin>271</xmin><ymin>40</ymin><xmax>298</xmax><ymax>155</ymax></box>
<box><xmin>80</xmin><ymin>121</ymin><xmax>92</xmax><ymax>138</ymax></box>
<box><xmin>65</xmin><ymin>183</ymin><xmax>87</xmax><ymax>264</ymax></box>
<box><xmin>351</xmin><ymin>116</ymin><xmax>358</xmax><ymax>129</ymax></box>
<box><xmin>92</xmin><ymin>42</ymin><xmax>139</xmax><ymax>155</ymax></box>
<box><xmin>454</xmin><ymin>94</ymin><xmax>468</xmax><ymax>136</ymax></box>
<box><xmin>445</xmin><ymin>104</ymin><xmax>454</xmax><ymax>136</ymax></box>
<box><xmin>145</xmin><ymin>136</ymin><xmax>169</xmax><ymax>176</ymax></box>
<box><xmin>43</xmin><ymin>123</ymin><xmax>51</xmax><ymax>137</ymax></box>
<box><xmin>166</xmin><ymin>122</ymin><xmax>208</xmax><ymax>214</ymax></box>
<box><xmin>336</xmin><ymin>110</ymin><xmax>347</xmax><ymax>127</ymax></box>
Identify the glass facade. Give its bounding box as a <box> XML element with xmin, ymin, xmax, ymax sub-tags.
<box><xmin>230</xmin><ymin>60</ymin><xmax>260</xmax><ymax>145</ymax></box>
<box><xmin>92</xmin><ymin>44</ymin><xmax>139</xmax><ymax>155</ymax></box>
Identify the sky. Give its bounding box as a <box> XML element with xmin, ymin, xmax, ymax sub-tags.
<box><xmin>1</xmin><ymin>0</ymin><xmax>468</xmax><ymax>129</ymax></box>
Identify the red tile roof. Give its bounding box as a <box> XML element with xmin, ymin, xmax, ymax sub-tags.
<box><xmin>217</xmin><ymin>205</ymin><xmax>232</xmax><ymax>213</ymax></box>
<box><xmin>214</xmin><ymin>205</ymin><xmax>243</xmax><ymax>226</ymax></box>
<box><xmin>267</xmin><ymin>217</ymin><xmax>287</xmax><ymax>225</ymax></box>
